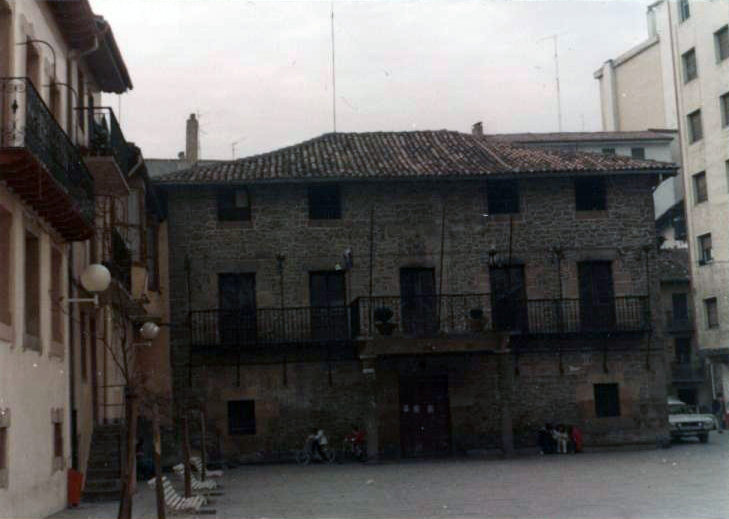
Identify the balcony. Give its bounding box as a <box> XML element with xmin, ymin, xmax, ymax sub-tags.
<box><xmin>104</xmin><ymin>228</ymin><xmax>132</xmax><ymax>293</ymax></box>
<box><xmin>352</xmin><ymin>294</ymin><xmax>651</xmax><ymax>338</ymax></box>
<box><xmin>0</xmin><ymin>77</ymin><xmax>94</xmax><ymax>240</ymax></box>
<box><xmin>671</xmin><ymin>360</ymin><xmax>706</xmax><ymax>383</ymax></box>
<box><xmin>79</xmin><ymin>107</ymin><xmax>136</xmax><ymax>195</ymax></box>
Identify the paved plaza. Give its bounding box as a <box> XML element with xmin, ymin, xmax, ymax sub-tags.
<box><xmin>50</xmin><ymin>434</ymin><xmax>728</xmax><ymax>519</ymax></box>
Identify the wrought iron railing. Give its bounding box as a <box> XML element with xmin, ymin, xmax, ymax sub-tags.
<box><xmin>79</xmin><ymin>106</ymin><xmax>136</xmax><ymax>176</ymax></box>
<box><xmin>671</xmin><ymin>360</ymin><xmax>706</xmax><ymax>382</ymax></box>
<box><xmin>105</xmin><ymin>228</ymin><xmax>132</xmax><ymax>292</ymax></box>
<box><xmin>189</xmin><ymin>306</ymin><xmax>353</xmax><ymax>349</ymax></box>
<box><xmin>0</xmin><ymin>77</ymin><xmax>95</xmax><ymax>223</ymax></box>
<box><xmin>351</xmin><ymin>295</ymin><xmax>651</xmax><ymax>338</ymax></box>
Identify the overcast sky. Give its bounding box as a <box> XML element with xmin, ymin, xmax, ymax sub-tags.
<box><xmin>90</xmin><ymin>0</ymin><xmax>654</xmax><ymax>161</ymax></box>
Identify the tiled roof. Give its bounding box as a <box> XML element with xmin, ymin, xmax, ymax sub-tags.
<box><xmin>657</xmin><ymin>248</ymin><xmax>690</xmax><ymax>282</ymax></box>
<box><xmin>155</xmin><ymin>131</ymin><xmax>677</xmax><ymax>185</ymax></box>
<box><xmin>487</xmin><ymin>130</ymin><xmax>676</xmax><ymax>144</ymax></box>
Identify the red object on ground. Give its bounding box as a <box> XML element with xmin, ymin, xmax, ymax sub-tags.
<box><xmin>570</xmin><ymin>427</ymin><xmax>584</xmax><ymax>453</ymax></box>
<box><xmin>67</xmin><ymin>469</ymin><xmax>83</xmax><ymax>507</ymax></box>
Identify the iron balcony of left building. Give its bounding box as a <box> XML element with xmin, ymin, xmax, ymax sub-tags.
<box><xmin>78</xmin><ymin>106</ymin><xmax>136</xmax><ymax>196</ymax></box>
<box><xmin>0</xmin><ymin>77</ymin><xmax>95</xmax><ymax>240</ymax></box>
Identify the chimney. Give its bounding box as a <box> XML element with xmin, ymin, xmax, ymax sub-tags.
<box><xmin>186</xmin><ymin>113</ymin><xmax>199</xmax><ymax>162</ymax></box>
<box><xmin>472</xmin><ymin>121</ymin><xmax>483</xmax><ymax>136</ymax></box>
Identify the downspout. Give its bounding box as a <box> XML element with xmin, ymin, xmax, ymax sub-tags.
<box><xmin>68</xmin><ymin>245</ymin><xmax>78</xmax><ymax>470</ymax></box>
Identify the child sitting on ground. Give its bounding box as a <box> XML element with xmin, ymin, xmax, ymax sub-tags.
<box><xmin>553</xmin><ymin>424</ymin><xmax>568</xmax><ymax>454</ymax></box>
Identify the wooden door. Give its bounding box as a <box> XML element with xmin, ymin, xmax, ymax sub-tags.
<box><xmin>400</xmin><ymin>375</ymin><xmax>450</xmax><ymax>457</ymax></box>
<box><xmin>578</xmin><ymin>261</ymin><xmax>615</xmax><ymax>330</ymax></box>
<box><xmin>400</xmin><ymin>268</ymin><xmax>437</xmax><ymax>336</ymax></box>
<box><xmin>309</xmin><ymin>271</ymin><xmax>347</xmax><ymax>339</ymax></box>
<box><xmin>218</xmin><ymin>273</ymin><xmax>257</xmax><ymax>346</ymax></box>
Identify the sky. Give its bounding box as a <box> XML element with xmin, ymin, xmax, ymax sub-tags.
<box><xmin>90</xmin><ymin>0</ymin><xmax>655</xmax><ymax>161</ymax></box>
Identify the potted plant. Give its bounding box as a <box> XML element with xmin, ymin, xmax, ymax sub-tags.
<box><xmin>373</xmin><ymin>306</ymin><xmax>396</xmax><ymax>336</ymax></box>
<box><xmin>467</xmin><ymin>307</ymin><xmax>486</xmax><ymax>333</ymax></box>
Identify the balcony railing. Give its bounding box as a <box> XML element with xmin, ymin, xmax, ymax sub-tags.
<box><xmin>189</xmin><ymin>306</ymin><xmax>354</xmax><ymax>350</ymax></box>
<box><xmin>105</xmin><ymin>228</ymin><xmax>132</xmax><ymax>292</ymax></box>
<box><xmin>0</xmin><ymin>77</ymin><xmax>95</xmax><ymax>227</ymax></box>
<box><xmin>80</xmin><ymin>106</ymin><xmax>135</xmax><ymax>176</ymax></box>
<box><xmin>671</xmin><ymin>360</ymin><xmax>706</xmax><ymax>382</ymax></box>
<box><xmin>352</xmin><ymin>295</ymin><xmax>651</xmax><ymax>338</ymax></box>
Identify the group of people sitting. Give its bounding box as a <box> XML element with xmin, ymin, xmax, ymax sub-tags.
<box><xmin>538</xmin><ymin>423</ymin><xmax>583</xmax><ymax>454</ymax></box>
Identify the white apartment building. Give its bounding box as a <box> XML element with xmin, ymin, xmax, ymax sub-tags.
<box><xmin>595</xmin><ymin>0</ymin><xmax>729</xmax><ymax>411</ymax></box>
<box><xmin>0</xmin><ymin>1</ymin><xmax>134</xmax><ymax>516</ymax></box>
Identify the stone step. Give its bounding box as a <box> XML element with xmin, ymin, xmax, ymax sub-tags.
<box><xmin>86</xmin><ymin>467</ymin><xmax>120</xmax><ymax>480</ymax></box>
<box><xmin>84</xmin><ymin>478</ymin><xmax>121</xmax><ymax>492</ymax></box>
<box><xmin>83</xmin><ymin>488</ymin><xmax>121</xmax><ymax>502</ymax></box>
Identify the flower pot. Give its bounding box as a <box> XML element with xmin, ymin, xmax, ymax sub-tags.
<box><xmin>467</xmin><ymin>317</ymin><xmax>485</xmax><ymax>333</ymax></box>
<box><xmin>375</xmin><ymin>321</ymin><xmax>396</xmax><ymax>336</ymax></box>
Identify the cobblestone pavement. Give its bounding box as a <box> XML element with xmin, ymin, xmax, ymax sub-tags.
<box><xmin>50</xmin><ymin>433</ymin><xmax>728</xmax><ymax>519</ymax></box>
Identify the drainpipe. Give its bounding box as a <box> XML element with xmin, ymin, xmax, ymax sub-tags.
<box><xmin>68</xmin><ymin>245</ymin><xmax>78</xmax><ymax>470</ymax></box>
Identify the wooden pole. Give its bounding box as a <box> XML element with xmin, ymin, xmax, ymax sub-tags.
<box><xmin>118</xmin><ymin>391</ymin><xmax>138</xmax><ymax>519</ymax></box>
<box><xmin>200</xmin><ymin>406</ymin><xmax>207</xmax><ymax>481</ymax></box>
<box><xmin>182</xmin><ymin>413</ymin><xmax>192</xmax><ymax>498</ymax></box>
<box><xmin>153</xmin><ymin>404</ymin><xmax>166</xmax><ymax>519</ymax></box>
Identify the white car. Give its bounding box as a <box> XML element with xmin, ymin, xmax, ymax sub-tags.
<box><xmin>668</xmin><ymin>397</ymin><xmax>716</xmax><ymax>443</ymax></box>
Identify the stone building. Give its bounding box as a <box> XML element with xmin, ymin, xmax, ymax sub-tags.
<box><xmin>156</xmin><ymin>130</ymin><xmax>676</xmax><ymax>460</ymax></box>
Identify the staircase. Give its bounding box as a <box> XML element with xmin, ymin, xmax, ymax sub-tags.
<box><xmin>83</xmin><ymin>424</ymin><xmax>124</xmax><ymax>502</ymax></box>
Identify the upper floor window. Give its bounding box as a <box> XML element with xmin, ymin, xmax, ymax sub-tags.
<box><xmin>50</xmin><ymin>247</ymin><xmax>63</xmax><ymax>355</ymax></box>
<box><xmin>630</xmin><ymin>147</ymin><xmax>645</xmax><ymax>159</ymax></box>
<box><xmin>0</xmin><ymin>205</ymin><xmax>11</xmax><ymax>335</ymax></box>
<box><xmin>594</xmin><ymin>383</ymin><xmax>620</xmax><ymax>417</ymax></box>
<box><xmin>308</xmin><ymin>185</ymin><xmax>341</xmax><ymax>219</ymax></box>
<box><xmin>575</xmin><ymin>177</ymin><xmax>606</xmax><ymax>211</ymax></box>
<box><xmin>601</xmin><ymin>148</ymin><xmax>615</xmax><ymax>155</ymax></box>
<box><xmin>24</xmin><ymin>231</ymin><xmax>41</xmax><ymax>351</ymax></box>
<box><xmin>146</xmin><ymin>221</ymin><xmax>159</xmax><ymax>291</ymax></box>
<box><xmin>715</xmin><ymin>25</ymin><xmax>729</xmax><ymax>62</ymax></box>
<box><xmin>698</xmin><ymin>233</ymin><xmax>712</xmax><ymax>265</ymax></box>
<box><xmin>679</xmin><ymin>0</ymin><xmax>690</xmax><ymax>22</ymax></box>
<box><xmin>217</xmin><ymin>188</ymin><xmax>251</xmax><ymax>221</ymax></box>
<box><xmin>687</xmin><ymin>110</ymin><xmax>703</xmax><ymax>143</ymax></box>
<box><xmin>693</xmin><ymin>171</ymin><xmax>707</xmax><ymax>204</ymax></box>
<box><xmin>720</xmin><ymin>92</ymin><xmax>729</xmax><ymax>128</ymax></box>
<box><xmin>682</xmin><ymin>48</ymin><xmax>698</xmax><ymax>83</ymax></box>
<box><xmin>486</xmin><ymin>179</ymin><xmax>519</xmax><ymax>214</ymax></box>
<box><xmin>705</xmin><ymin>297</ymin><xmax>719</xmax><ymax>329</ymax></box>
<box><xmin>672</xmin><ymin>293</ymin><xmax>689</xmax><ymax>322</ymax></box>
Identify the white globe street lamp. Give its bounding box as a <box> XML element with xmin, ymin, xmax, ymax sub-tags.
<box><xmin>68</xmin><ymin>263</ymin><xmax>112</xmax><ymax>306</ymax></box>
<box><xmin>139</xmin><ymin>322</ymin><xmax>160</xmax><ymax>341</ymax></box>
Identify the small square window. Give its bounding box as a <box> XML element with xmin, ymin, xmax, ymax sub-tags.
<box><xmin>687</xmin><ymin>110</ymin><xmax>703</xmax><ymax>143</ymax></box>
<box><xmin>705</xmin><ymin>298</ymin><xmax>719</xmax><ymax>329</ymax></box>
<box><xmin>594</xmin><ymin>383</ymin><xmax>620</xmax><ymax>417</ymax></box>
<box><xmin>698</xmin><ymin>233</ymin><xmax>712</xmax><ymax>265</ymax></box>
<box><xmin>308</xmin><ymin>185</ymin><xmax>341</xmax><ymax>220</ymax></box>
<box><xmin>228</xmin><ymin>400</ymin><xmax>256</xmax><ymax>435</ymax></box>
<box><xmin>679</xmin><ymin>0</ymin><xmax>690</xmax><ymax>22</ymax></box>
<box><xmin>630</xmin><ymin>147</ymin><xmax>645</xmax><ymax>160</ymax></box>
<box><xmin>575</xmin><ymin>177</ymin><xmax>606</xmax><ymax>211</ymax></box>
<box><xmin>693</xmin><ymin>172</ymin><xmax>708</xmax><ymax>204</ymax></box>
<box><xmin>720</xmin><ymin>92</ymin><xmax>729</xmax><ymax>128</ymax></box>
<box><xmin>51</xmin><ymin>408</ymin><xmax>64</xmax><ymax>472</ymax></box>
<box><xmin>217</xmin><ymin>188</ymin><xmax>251</xmax><ymax>221</ymax></box>
<box><xmin>601</xmin><ymin>148</ymin><xmax>615</xmax><ymax>155</ymax></box>
<box><xmin>486</xmin><ymin>179</ymin><xmax>519</xmax><ymax>214</ymax></box>
<box><xmin>682</xmin><ymin>48</ymin><xmax>698</xmax><ymax>83</ymax></box>
<box><xmin>715</xmin><ymin>25</ymin><xmax>729</xmax><ymax>62</ymax></box>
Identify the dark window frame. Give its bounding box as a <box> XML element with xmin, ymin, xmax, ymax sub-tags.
<box><xmin>705</xmin><ymin>297</ymin><xmax>719</xmax><ymax>329</ymax></box>
<box><xmin>228</xmin><ymin>400</ymin><xmax>256</xmax><ymax>435</ymax></box>
<box><xmin>486</xmin><ymin>179</ymin><xmax>520</xmax><ymax>215</ymax></box>
<box><xmin>575</xmin><ymin>177</ymin><xmax>607</xmax><ymax>211</ymax></box>
<box><xmin>601</xmin><ymin>148</ymin><xmax>615</xmax><ymax>155</ymax></box>
<box><xmin>217</xmin><ymin>188</ymin><xmax>251</xmax><ymax>221</ymax></box>
<box><xmin>687</xmin><ymin>110</ymin><xmax>703</xmax><ymax>143</ymax></box>
<box><xmin>679</xmin><ymin>0</ymin><xmax>690</xmax><ymax>22</ymax></box>
<box><xmin>693</xmin><ymin>171</ymin><xmax>708</xmax><ymax>204</ymax></box>
<box><xmin>682</xmin><ymin>48</ymin><xmax>698</xmax><ymax>83</ymax></box>
<box><xmin>594</xmin><ymin>383</ymin><xmax>621</xmax><ymax>418</ymax></box>
<box><xmin>630</xmin><ymin>147</ymin><xmax>645</xmax><ymax>160</ymax></box>
<box><xmin>698</xmin><ymin>233</ymin><xmax>712</xmax><ymax>265</ymax></box>
<box><xmin>308</xmin><ymin>185</ymin><xmax>341</xmax><ymax>220</ymax></box>
<box><xmin>715</xmin><ymin>25</ymin><xmax>729</xmax><ymax>62</ymax></box>
<box><xmin>720</xmin><ymin>92</ymin><xmax>729</xmax><ymax>128</ymax></box>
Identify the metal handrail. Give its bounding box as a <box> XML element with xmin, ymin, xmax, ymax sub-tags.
<box><xmin>78</xmin><ymin>106</ymin><xmax>135</xmax><ymax>176</ymax></box>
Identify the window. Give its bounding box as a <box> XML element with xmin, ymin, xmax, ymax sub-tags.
<box><xmin>0</xmin><ymin>206</ymin><xmax>11</xmax><ymax>335</ymax></box>
<box><xmin>682</xmin><ymin>48</ymin><xmax>697</xmax><ymax>82</ymax></box>
<box><xmin>726</xmin><ymin>160</ymin><xmax>729</xmax><ymax>193</ymax></box>
<box><xmin>24</xmin><ymin>231</ymin><xmax>40</xmax><ymax>351</ymax></box>
<box><xmin>51</xmin><ymin>408</ymin><xmax>64</xmax><ymax>471</ymax></box>
<box><xmin>308</xmin><ymin>185</ymin><xmax>341</xmax><ymax>219</ymax></box>
<box><xmin>0</xmin><ymin>408</ymin><xmax>9</xmax><ymax>489</ymax></box>
<box><xmin>601</xmin><ymin>148</ymin><xmax>615</xmax><ymax>155</ymax></box>
<box><xmin>217</xmin><ymin>188</ymin><xmax>251</xmax><ymax>221</ymax></box>
<box><xmin>715</xmin><ymin>25</ymin><xmax>729</xmax><ymax>62</ymax></box>
<box><xmin>679</xmin><ymin>0</ymin><xmax>690</xmax><ymax>22</ymax></box>
<box><xmin>693</xmin><ymin>171</ymin><xmax>707</xmax><ymax>204</ymax></box>
<box><xmin>77</xmin><ymin>70</ymin><xmax>85</xmax><ymax>132</ymax></box>
<box><xmin>575</xmin><ymin>177</ymin><xmax>606</xmax><ymax>211</ymax></box>
<box><xmin>630</xmin><ymin>147</ymin><xmax>645</xmax><ymax>159</ymax></box>
<box><xmin>50</xmin><ymin>248</ymin><xmax>63</xmax><ymax>352</ymax></box>
<box><xmin>720</xmin><ymin>92</ymin><xmax>729</xmax><ymax>128</ymax></box>
<box><xmin>687</xmin><ymin>110</ymin><xmax>703</xmax><ymax>143</ymax></box>
<box><xmin>698</xmin><ymin>233</ymin><xmax>712</xmax><ymax>264</ymax></box>
<box><xmin>675</xmin><ymin>337</ymin><xmax>691</xmax><ymax>364</ymax></box>
<box><xmin>228</xmin><ymin>400</ymin><xmax>256</xmax><ymax>435</ymax></box>
<box><xmin>146</xmin><ymin>221</ymin><xmax>159</xmax><ymax>291</ymax></box>
<box><xmin>80</xmin><ymin>312</ymin><xmax>88</xmax><ymax>383</ymax></box>
<box><xmin>594</xmin><ymin>383</ymin><xmax>620</xmax><ymax>417</ymax></box>
<box><xmin>705</xmin><ymin>298</ymin><xmax>719</xmax><ymax>329</ymax></box>
<box><xmin>672</xmin><ymin>293</ymin><xmax>689</xmax><ymax>322</ymax></box>
<box><xmin>486</xmin><ymin>179</ymin><xmax>519</xmax><ymax>214</ymax></box>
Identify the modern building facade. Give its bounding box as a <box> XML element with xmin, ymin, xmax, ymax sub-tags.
<box><xmin>595</xmin><ymin>0</ymin><xmax>729</xmax><ymax>415</ymax></box>
<box><xmin>156</xmin><ymin>131</ymin><xmax>676</xmax><ymax>461</ymax></box>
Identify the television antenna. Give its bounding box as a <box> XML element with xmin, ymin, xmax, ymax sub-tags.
<box><xmin>538</xmin><ymin>34</ymin><xmax>563</xmax><ymax>132</ymax></box>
